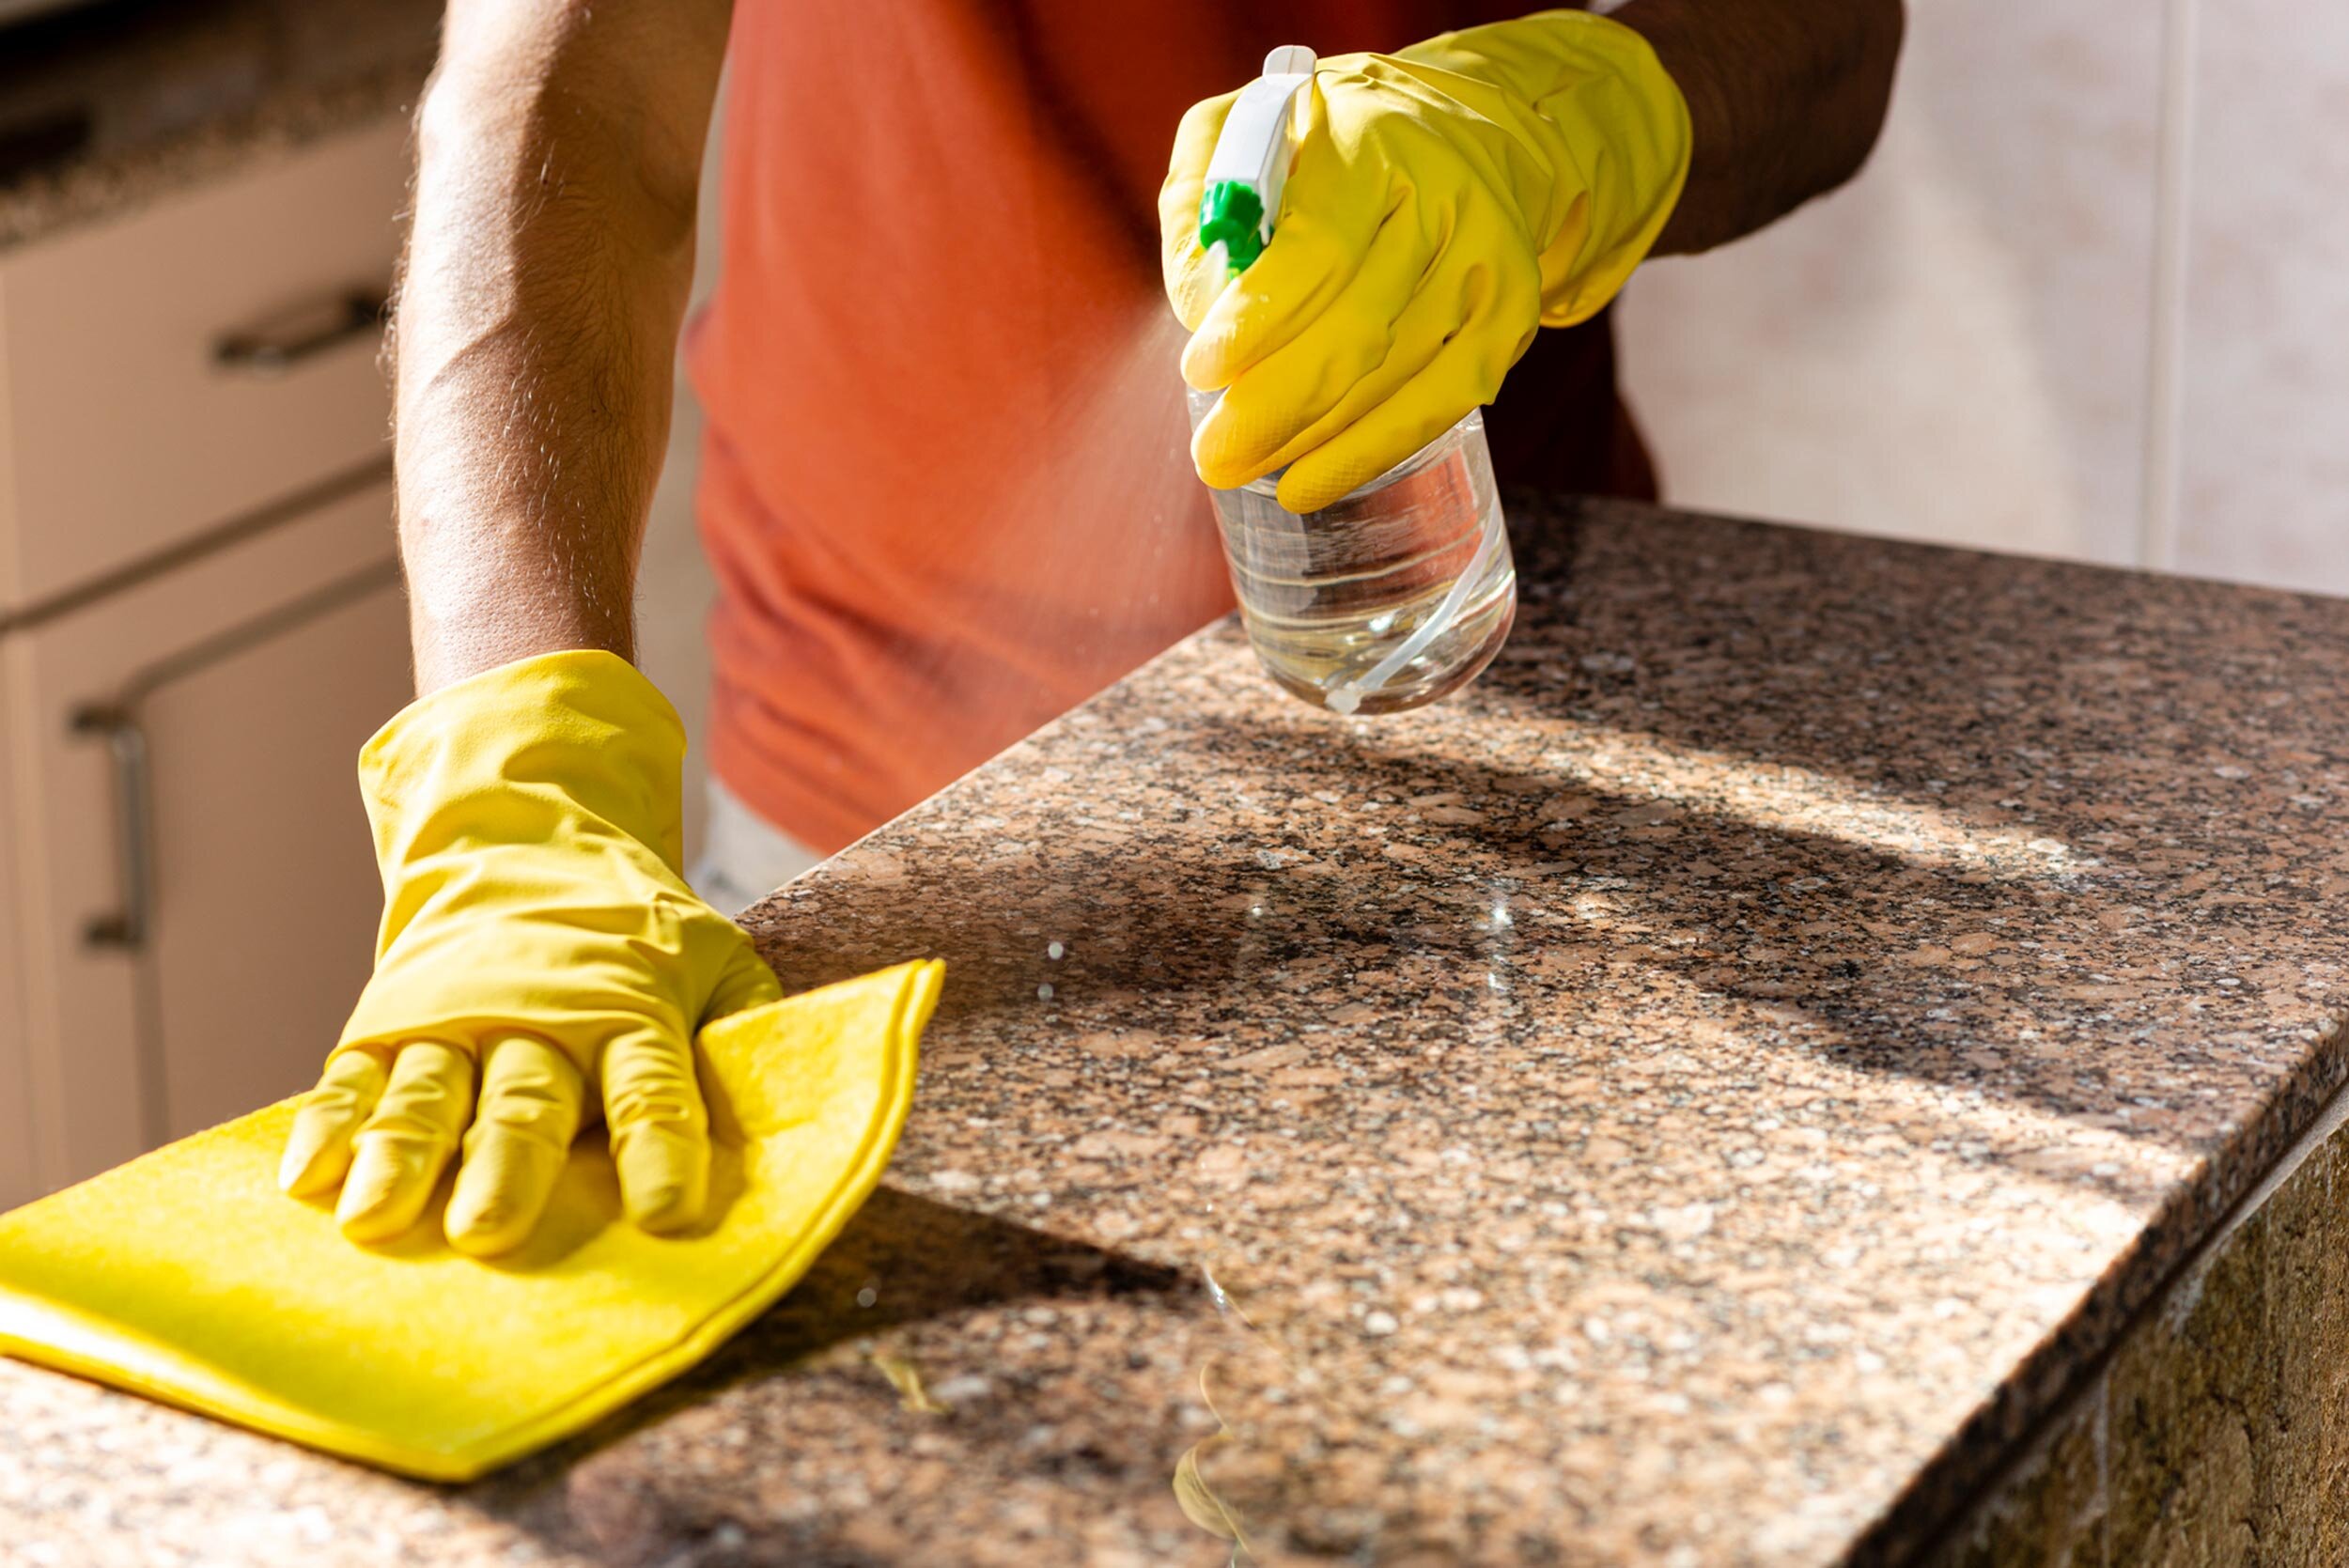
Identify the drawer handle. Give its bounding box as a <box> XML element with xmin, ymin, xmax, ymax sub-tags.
<box><xmin>70</xmin><ymin>706</ymin><xmax>152</xmax><ymax>952</ymax></box>
<box><xmin>213</xmin><ymin>288</ymin><xmax>387</xmax><ymax>376</ymax></box>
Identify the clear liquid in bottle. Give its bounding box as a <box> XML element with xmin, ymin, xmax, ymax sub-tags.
<box><xmin>1190</xmin><ymin>396</ymin><xmax>1517</xmax><ymax>716</ymax></box>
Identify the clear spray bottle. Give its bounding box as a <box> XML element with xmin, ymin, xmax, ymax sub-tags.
<box><xmin>1189</xmin><ymin>46</ymin><xmax>1517</xmax><ymax>717</ymax></box>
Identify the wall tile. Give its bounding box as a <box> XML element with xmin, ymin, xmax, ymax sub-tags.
<box><xmin>1614</xmin><ymin>2</ymin><xmax>2164</xmax><ymax>567</ymax></box>
<box><xmin>2172</xmin><ymin>0</ymin><xmax>2349</xmax><ymax>595</ymax></box>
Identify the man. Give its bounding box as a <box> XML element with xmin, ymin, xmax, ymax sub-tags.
<box><xmin>275</xmin><ymin>1</ymin><xmax>1904</xmax><ymax>1254</ymax></box>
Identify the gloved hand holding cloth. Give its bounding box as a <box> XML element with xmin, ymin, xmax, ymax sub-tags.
<box><xmin>2</xmin><ymin>651</ymin><xmax>937</xmax><ymax>1478</ymax></box>
<box><xmin>1161</xmin><ymin>9</ymin><xmax>1693</xmax><ymax>514</ymax></box>
<box><xmin>278</xmin><ymin>650</ymin><xmax>784</xmax><ymax>1257</ymax></box>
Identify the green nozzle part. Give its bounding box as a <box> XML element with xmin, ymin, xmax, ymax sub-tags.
<box><xmin>1197</xmin><ymin>180</ymin><xmax>1268</xmax><ymax>272</ymax></box>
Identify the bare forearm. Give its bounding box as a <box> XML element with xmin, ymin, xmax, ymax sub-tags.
<box><xmin>1611</xmin><ymin>0</ymin><xmax>1904</xmax><ymax>256</ymax></box>
<box><xmin>394</xmin><ymin>0</ymin><xmax>727</xmax><ymax>694</ymax></box>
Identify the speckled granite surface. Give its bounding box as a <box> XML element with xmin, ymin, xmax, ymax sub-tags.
<box><xmin>0</xmin><ymin>0</ymin><xmax>439</xmax><ymax>252</ymax></box>
<box><xmin>8</xmin><ymin>497</ymin><xmax>2349</xmax><ymax>1565</ymax></box>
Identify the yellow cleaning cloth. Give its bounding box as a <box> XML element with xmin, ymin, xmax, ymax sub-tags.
<box><xmin>0</xmin><ymin>959</ymin><xmax>941</xmax><ymax>1482</ymax></box>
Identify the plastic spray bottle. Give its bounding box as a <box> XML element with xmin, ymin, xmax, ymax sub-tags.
<box><xmin>1189</xmin><ymin>47</ymin><xmax>1517</xmax><ymax>717</ymax></box>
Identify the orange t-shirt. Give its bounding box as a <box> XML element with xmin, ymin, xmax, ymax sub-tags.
<box><xmin>687</xmin><ymin>1</ymin><xmax>1651</xmax><ymax>852</ymax></box>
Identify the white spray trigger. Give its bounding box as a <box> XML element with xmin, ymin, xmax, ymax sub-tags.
<box><xmin>1201</xmin><ymin>45</ymin><xmax>1318</xmax><ymax>247</ymax></box>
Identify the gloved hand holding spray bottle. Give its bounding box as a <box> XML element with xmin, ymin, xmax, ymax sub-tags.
<box><xmin>1160</xmin><ymin>15</ymin><xmax>1693</xmax><ymax>714</ymax></box>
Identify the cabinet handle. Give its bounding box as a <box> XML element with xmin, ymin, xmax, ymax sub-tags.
<box><xmin>212</xmin><ymin>287</ymin><xmax>387</xmax><ymax>376</ymax></box>
<box><xmin>70</xmin><ymin>706</ymin><xmax>152</xmax><ymax>952</ymax></box>
<box><xmin>64</xmin><ymin>558</ymin><xmax>401</xmax><ymax>956</ymax></box>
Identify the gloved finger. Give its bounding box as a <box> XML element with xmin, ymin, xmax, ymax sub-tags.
<box><xmin>1274</xmin><ymin>256</ymin><xmax>1541</xmax><ymax>513</ymax></box>
<box><xmin>602</xmin><ymin>1029</ymin><xmax>709</xmax><ymax>1234</ymax></box>
<box><xmin>1243</xmin><ymin>271</ymin><xmax>1465</xmax><ymax>489</ymax></box>
<box><xmin>335</xmin><ymin>1041</ymin><xmax>474</xmax><ymax>1244</ymax></box>
<box><xmin>443</xmin><ymin>1035</ymin><xmax>583</xmax><ymax>1258</ymax></box>
<box><xmin>278</xmin><ymin>1047</ymin><xmax>392</xmax><ymax>1198</ymax></box>
<box><xmin>1180</xmin><ymin>205</ymin><xmax>1392</xmax><ymax>394</ymax></box>
<box><xmin>703</xmin><ymin>944</ymin><xmax>785</xmax><ymax>1024</ymax></box>
<box><xmin>1159</xmin><ymin>89</ymin><xmax>1242</xmax><ymax>330</ymax></box>
<box><xmin>1189</xmin><ymin>204</ymin><xmax>1441</xmax><ymax>489</ymax></box>
<box><xmin>1237</xmin><ymin>244</ymin><xmax>1502</xmax><ymax>502</ymax></box>
<box><xmin>1180</xmin><ymin>99</ymin><xmax>1394</xmax><ymax>391</ymax></box>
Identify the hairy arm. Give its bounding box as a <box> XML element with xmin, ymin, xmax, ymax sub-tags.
<box><xmin>394</xmin><ymin>0</ymin><xmax>730</xmax><ymax>694</ymax></box>
<box><xmin>1610</xmin><ymin>0</ymin><xmax>1906</xmax><ymax>256</ymax></box>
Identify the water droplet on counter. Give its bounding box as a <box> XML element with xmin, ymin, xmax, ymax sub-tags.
<box><xmin>1204</xmin><ymin>1264</ymin><xmax>1252</xmax><ymax>1327</ymax></box>
<box><xmin>1047</xmin><ymin>940</ymin><xmax>1066</xmax><ymax>960</ymax></box>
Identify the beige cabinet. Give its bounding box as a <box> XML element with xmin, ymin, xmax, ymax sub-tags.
<box><xmin>139</xmin><ymin>557</ymin><xmax>410</xmax><ymax>1139</ymax></box>
<box><xmin>3</xmin><ymin>486</ymin><xmax>408</xmax><ymax>1197</ymax></box>
<box><xmin>0</xmin><ymin>691</ymin><xmax>26</xmax><ymax>1210</ymax></box>
<box><xmin>0</xmin><ymin>121</ymin><xmax>416</xmax><ymax>1210</ymax></box>
<box><xmin>0</xmin><ymin>118</ymin><xmax>409</xmax><ymax>613</ymax></box>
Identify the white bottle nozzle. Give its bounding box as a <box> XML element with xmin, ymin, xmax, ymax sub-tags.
<box><xmin>1197</xmin><ymin>46</ymin><xmax>1317</xmax><ymax>268</ymax></box>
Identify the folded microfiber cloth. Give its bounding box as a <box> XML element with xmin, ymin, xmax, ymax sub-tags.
<box><xmin>0</xmin><ymin>959</ymin><xmax>941</xmax><ymax>1482</ymax></box>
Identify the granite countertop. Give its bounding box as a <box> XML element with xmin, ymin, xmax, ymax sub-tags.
<box><xmin>9</xmin><ymin>496</ymin><xmax>2349</xmax><ymax>1565</ymax></box>
<box><xmin>0</xmin><ymin>0</ymin><xmax>441</xmax><ymax>252</ymax></box>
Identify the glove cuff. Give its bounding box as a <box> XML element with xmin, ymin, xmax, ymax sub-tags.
<box><xmin>1398</xmin><ymin>9</ymin><xmax>1693</xmax><ymax>326</ymax></box>
<box><xmin>358</xmin><ymin>649</ymin><xmax>690</xmax><ymax>878</ymax></box>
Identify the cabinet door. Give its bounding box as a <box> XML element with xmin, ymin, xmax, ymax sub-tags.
<box><xmin>0</xmin><ymin>684</ymin><xmax>27</xmax><ymax>1212</ymax></box>
<box><xmin>4</xmin><ymin>485</ymin><xmax>408</xmax><ymax>1192</ymax></box>
<box><xmin>142</xmin><ymin>571</ymin><xmax>411</xmax><ymax>1138</ymax></box>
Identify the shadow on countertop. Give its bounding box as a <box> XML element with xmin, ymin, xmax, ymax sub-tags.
<box><xmin>458</xmin><ymin>1186</ymin><xmax>1199</xmax><ymax>1563</ymax></box>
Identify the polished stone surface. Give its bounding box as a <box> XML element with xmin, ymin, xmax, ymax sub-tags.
<box><xmin>0</xmin><ymin>0</ymin><xmax>438</xmax><ymax>251</ymax></box>
<box><xmin>8</xmin><ymin>497</ymin><xmax>2349</xmax><ymax>1565</ymax></box>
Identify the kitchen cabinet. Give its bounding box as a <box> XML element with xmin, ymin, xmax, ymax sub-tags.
<box><xmin>137</xmin><ymin>561</ymin><xmax>409</xmax><ymax>1140</ymax></box>
<box><xmin>0</xmin><ymin>120</ymin><xmax>414</xmax><ymax>1208</ymax></box>
<box><xmin>0</xmin><ymin>118</ymin><xmax>409</xmax><ymax>613</ymax></box>
<box><xmin>3</xmin><ymin>485</ymin><xmax>406</xmax><ymax>1196</ymax></box>
<box><xmin>0</xmin><ymin>694</ymin><xmax>26</xmax><ymax>1211</ymax></box>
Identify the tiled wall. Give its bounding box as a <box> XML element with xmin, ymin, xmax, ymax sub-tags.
<box><xmin>2172</xmin><ymin>0</ymin><xmax>2349</xmax><ymax>591</ymax></box>
<box><xmin>1615</xmin><ymin>0</ymin><xmax>2349</xmax><ymax>597</ymax></box>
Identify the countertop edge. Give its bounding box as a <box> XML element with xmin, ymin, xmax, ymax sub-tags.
<box><xmin>1852</xmin><ymin>1015</ymin><xmax>2349</xmax><ymax>1562</ymax></box>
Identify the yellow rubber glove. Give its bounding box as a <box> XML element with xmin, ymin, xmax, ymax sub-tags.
<box><xmin>1161</xmin><ymin>10</ymin><xmax>1692</xmax><ymax>513</ymax></box>
<box><xmin>277</xmin><ymin>650</ymin><xmax>783</xmax><ymax>1258</ymax></box>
